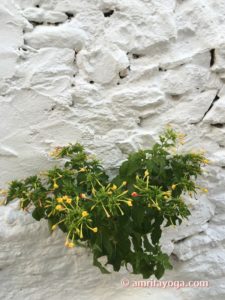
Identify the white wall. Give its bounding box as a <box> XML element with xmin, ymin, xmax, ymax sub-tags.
<box><xmin>0</xmin><ymin>0</ymin><xmax>225</xmax><ymax>299</ymax></box>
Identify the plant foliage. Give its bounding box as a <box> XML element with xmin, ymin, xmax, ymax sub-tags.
<box><xmin>4</xmin><ymin>128</ymin><xmax>208</xmax><ymax>279</ymax></box>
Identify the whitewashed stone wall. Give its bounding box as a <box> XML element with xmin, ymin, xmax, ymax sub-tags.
<box><xmin>1</xmin><ymin>0</ymin><xmax>225</xmax><ymax>299</ymax></box>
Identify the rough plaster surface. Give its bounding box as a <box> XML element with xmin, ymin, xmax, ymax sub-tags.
<box><xmin>0</xmin><ymin>0</ymin><xmax>225</xmax><ymax>299</ymax></box>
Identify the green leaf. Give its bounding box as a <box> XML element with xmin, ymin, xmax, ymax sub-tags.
<box><xmin>155</xmin><ymin>263</ymin><xmax>165</xmax><ymax>279</ymax></box>
<box><xmin>32</xmin><ymin>207</ymin><xmax>45</xmax><ymax>221</ymax></box>
<box><xmin>151</xmin><ymin>215</ymin><xmax>163</xmax><ymax>244</ymax></box>
<box><xmin>93</xmin><ymin>255</ymin><xmax>110</xmax><ymax>274</ymax></box>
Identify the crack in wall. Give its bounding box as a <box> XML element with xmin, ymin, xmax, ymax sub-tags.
<box><xmin>191</xmin><ymin>91</ymin><xmax>220</xmax><ymax>125</ymax></box>
<box><xmin>210</xmin><ymin>123</ymin><xmax>224</xmax><ymax>128</ymax></box>
<box><xmin>210</xmin><ymin>49</ymin><xmax>216</xmax><ymax>67</ymax></box>
<box><xmin>201</xmin><ymin>93</ymin><xmax>220</xmax><ymax>120</ymax></box>
<box><xmin>23</xmin><ymin>9</ymin><xmax>75</xmax><ymax>31</ymax></box>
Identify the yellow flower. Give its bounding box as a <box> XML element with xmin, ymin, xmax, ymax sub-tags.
<box><xmin>65</xmin><ymin>240</ymin><xmax>75</xmax><ymax>248</ymax></box>
<box><xmin>90</xmin><ymin>227</ymin><xmax>98</xmax><ymax>233</ymax></box>
<box><xmin>163</xmin><ymin>191</ymin><xmax>171</xmax><ymax>197</ymax></box>
<box><xmin>86</xmin><ymin>224</ymin><xmax>98</xmax><ymax>233</ymax></box>
<box><xmin>202</xmin><ymin>159</ymin><xmax>210</xmax><ymax>164</ymax></box>
<box><xmin>111</xmin><ymin>184</ymin><xmax>117</xmax><ymax>191</ymax></box>
<box><xmin>126</xmin><ymin>200</ymin><xmax>133</xmax><ymax>207</ymax></box>
<box><xmin>53</xmin><ymin>182</ymin><xmax>59</xmax><ymax>189</ymax></box>
<box><xmin>55</xmin><ymin>204</ymin><xmax>64</xmax><ymax>211</ymax></box>
<box><xmin>79</xmin><ymin>167</ymin><xmax>87</xmax><ymax>172</ymax></box>
<box><xmin>62</xmin><ymin>195</ymin><xmax>72</xmax><ymax>204</ymax></box>
<box><xmin>202</xmin><ymin>188</ymin><xmax>208</xmax><ymax>193</ymax></box>
<box><xmin>68</xmin><ymin>242</ymin><xmax>75</xmax><ymax>248</ymax></box>
<box><xmin>66</xmin><ymin>198</ymin><xmax>72</xmax><ymax>204</ymax></box>
<box><xmin>52</xmin><ymin>224</ymin><xmax>57</xmax><ymax>230</ymax></box>
<box><xmin>57</xmin><ymin>197</ymin><xmax>63</xmax><ymax>203</ymax></box>
<box><xmin>122</xmin><ymin>181</ymin><xmax>127</xmax><ymax>186</ymax></box>
<box><xmin>49</xmin><ymin>147</ymin><xmax>62</xmax><ymax>158</ymax></box>
<box><xmin>171</xmin><ymin>184</ymin><xmax>176</xmax><ymax>190</ymax></box>
<box><xmin>82</xmin><ymin>211</ymin><xmax>89</xmax><ymax>217</ymax></box>
<box><xmin>144</xmin><ymin>170</ymin><xmax>149</xmax><ymax>177</ymax></box>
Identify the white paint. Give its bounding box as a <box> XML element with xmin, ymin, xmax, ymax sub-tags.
<box><xmin>0</xmin><ymin>0</ymin><xmax>225</xmax><ymax>299</ymax></box>
<box><xmin>23</xmin><ymin>7</ymin><xmax>68</xmax><ymax>24</ymax></box>
<box><xmin>24</xmin><ymin>23</ymin><xmax>88</xmax><ymax>50</ymax></box>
